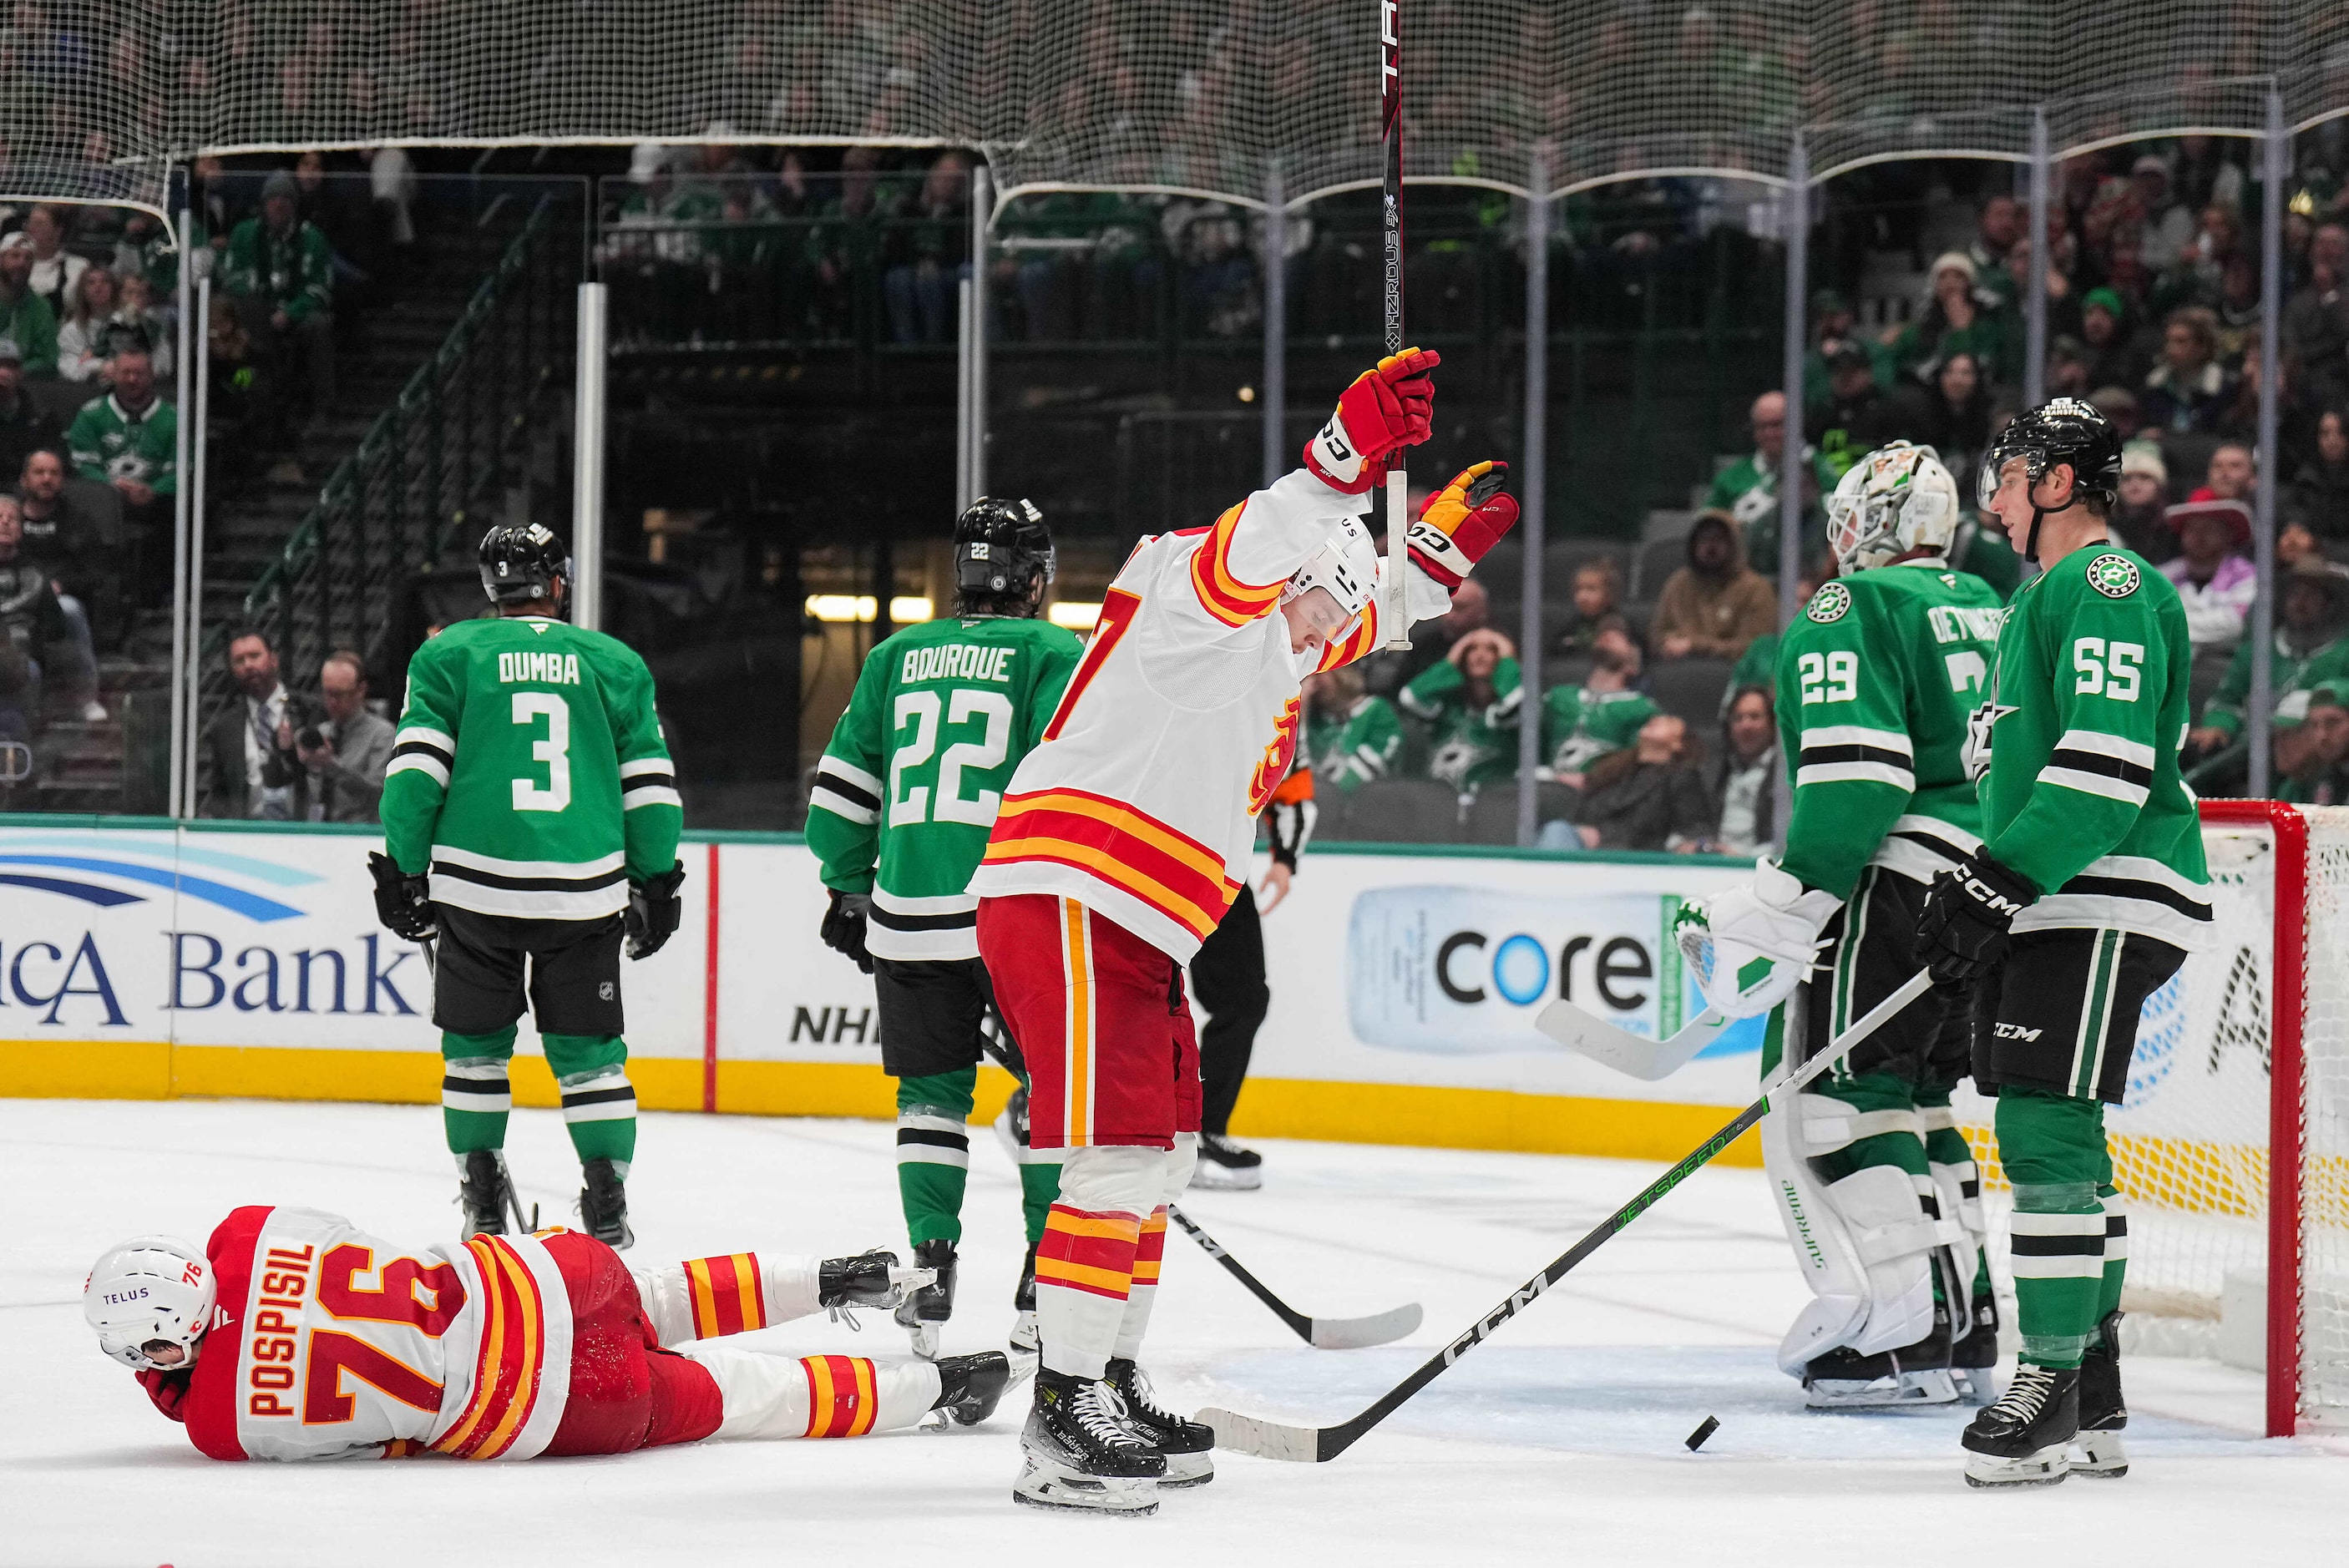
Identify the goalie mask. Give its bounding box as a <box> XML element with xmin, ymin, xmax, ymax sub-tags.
<box><xmin>1282</xmin><ymin>513</ymin><xmax>1380</xmax><ymax>620</ymax></box>
<box><xmin>85</xmin><ymin>1236</ymin><xmax>215</xmax><ymax>1371</ymax></box>
<box><xmin>1827</xmin><ymin>443</ymin><xmax>1960</xmax><ymax>574</ymax></box>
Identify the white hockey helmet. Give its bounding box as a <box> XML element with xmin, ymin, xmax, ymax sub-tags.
<box><xmin>1827</xmin><ymin>442</ymin><xmax>1960</xmax><ymax>574</ymax></box>
<box><xmin>85</xmin><ymin>1236</ymin><xmax>216</xmax><ymax>1371</ymax></box>
<box><xmin>1281</xmin><ymin>513</ymin><xmax>1380</xmax><ymax>620</ymax></box>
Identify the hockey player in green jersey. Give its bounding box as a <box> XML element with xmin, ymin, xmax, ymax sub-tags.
<box><xmin>805</xmin><ymin>498</ymin><xmax>1082</xmax><ymax>1361</ymax></box>
<box><xmin>1683</xmin><ymin>443</ymin><xmax>2003</xmax><ymax>1411</ymax></box>
<box><xmin>371</xmin><ymin>524</ymin><xmax>685</xmax><ymax>1250</ymax></box>
<box><xmin>1918</xmin><ymin>398</ymin><xmax>2210</xmax><ymax>1488</ymax></box>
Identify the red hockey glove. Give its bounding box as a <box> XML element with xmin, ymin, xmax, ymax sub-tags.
<box><xmin>139</xmin><ymin>1367</ymin><xmax>193</xmax><ymax>1423</ymax></box>
<box><xmin>1304</xmin><ymin>347</ymin><xmax>1440</xmax><ymax>493</ymax></box>
<box><xmin>1406</xmin><ymin>461</ymin><xmax>1520</xmax><ymax>589</ymax></box>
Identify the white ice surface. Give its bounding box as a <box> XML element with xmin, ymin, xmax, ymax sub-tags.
<box><xmin>3</xmin><ymin>1097</ymin><xmax>2341</xmax><ymax>1568</ymax></box>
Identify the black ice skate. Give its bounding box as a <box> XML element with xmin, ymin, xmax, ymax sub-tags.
<box><xmin>1009</xmin><ymin>1238</ymin><xmax>1040</xmax><ymax>1366</ymax></box>
<box><xmin>577</xmin><ymin>1157</ymin><xmax>632</xmax><ymax>1250</ymax></box>
<box><xmin>1106</xmin><ymin>1357</ymin><xmax>1215</xmax><ymax>1487</ymax></box>
<box><xmin>1012</xmin><ymin>1368</ymin><xmax>1164</xmax><ymax>1515</ymax></box>
<box><xmin>1962</xmin><ymin>1363</ymin><xmax>2078</xmax><ymax>1488</ymax></box>
<box><xmin>932</xmin><ymin>1351</ymin><xmax>1013</xmax><ymax>1428</ymax></box>
<box><xmin>458</xmin><ymin>1150</ymin><xmax>519</xmax><ymax>1239</ymax></box>
<box><xmin>818</xmin><ymin>1247</ymin><xmax>918</xmax><ymax>1315</ymax></box>
<box><xmin>894</xmin><ymin>1238</ymin><xmax>957</xmax><ymax>1358</ymax></box>
<box><xmin>2071</xmin><ymin>1310</ymin><xmax>2129</xmax><ymax>1478</ymax></box>
<box><xmin>1950</xmin><ymin>1285</ymin><xmax>2001</xmax><ymax>1404</ymax></box>
<box><xmin>1804</xmin><ymin>1306</ymin><xmax>1957</xmax><ymax>1409</ymax></box>
<box><xmin>1191</xmin><ymin>1131</ymin><xmax>1263</xmax><ymax>1191</ymax></box>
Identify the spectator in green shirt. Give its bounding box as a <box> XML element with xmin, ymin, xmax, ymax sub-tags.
<box><xmin>1542</xmin><ymin>625</ymin><xmax>1658</xmax><ymax>783</ymax></box>
<box><xmin>1705</xmin><ymin>390</ymin><xmax>1832</xmax><ymax>533</ymax></box>
<box><xmin>1886</xmin><ymin>251</ymin><xmax>2010</xmax><ymax>388</ymax></box>
<box><xmin>2187</xmin><ymin>554</ymin><xmax>2349</xmax><ymax>759</ymax></box>
<box><xmin>223</xmin><ymin>170</ymin><xmax>337</xmax><ymax>422</ymax></box>
<box><xmin>0</xmin><ymin>235</ymin><xmax>60</xmax><ymax>377</ymax></box>
<box><xmin>65</xmin><ymin>345</ymin><xmax>175</xmax><ymax>603</ymax></box>
<box><xmin>1304</xmin><ymin>666</ymin><xmax>1405</xmax><ymax>792</ymax></box>
<box><xmin>1401</xmin><ymin>628</ymin><xmax>1522</xmax><ymax>794</ymax></box>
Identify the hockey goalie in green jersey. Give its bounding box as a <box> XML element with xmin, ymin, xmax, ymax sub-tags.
<box><xmin>1917</xmin><ymin>398</ymin><xmax>2210</xmax><ymax>1488</ymax></box>
<box><xmin>1679</xmin><ymin>443</ymin><xmax>2003</xmax><ymax>1413</ymax></box>
<box><xmin>373</xmin><ymin>523</ymin><xmax>685</xmax><ymax>1252</ymax></box>
<box><xmin>804</xmin><ymin>498</ymin><xmax>1082</xmax><ymax>1363</ymax></box>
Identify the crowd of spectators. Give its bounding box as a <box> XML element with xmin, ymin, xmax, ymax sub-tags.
<box><xmin>202</xmin><ymin>625</ymin><xmax>392</xmax><ymax>822</ymax></box>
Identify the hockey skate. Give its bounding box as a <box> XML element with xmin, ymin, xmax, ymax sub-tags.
<box><xmin>457</xmin><ymin>1150</ymin><xmax>529</xmax><ymax>1240</ymax></box>
<box><xmin>894</xmin><ymin>1238</ymin><xmax>956</xmax><ymax>1358</ymax></box>
<box><xmin>818</xmin><ymin>1248</ymin><xmax>934</xmax><ymax>1318</ymax></box>
<box><xmin>1802</xmin><ymin>1308</ymin><xmax>1958</xmax><ymax>1409</ymax></box>
<box><xmin>2070</xmin><ymin>1310</ymin><xmax>2129</xmax><ymax>1478</ymax></box>
<box><xmin>1191</xmin><ymin>1131</ymin><xmax>1263</xmax><ymax>1191</ymax></box>
<box><xmin>1012</xmin><ymin>1368</ymin><xmax>1164</xmax><ymax>1515</ymax></box>
<box><xmin>1009</xmin><ymin>1240</ymin><xmax>1040</xmax><ymax>1369</ymax></box>
<box><xmin>931</xmin><ymin>1351</ymin><xmax>1013</xmax><ymax>1428</ymax></box>
<box><xmin>577</xmin><ymin>1157</ymin><xmax>632</xmax><ymax>1250</ymax></box>
<box><xmin>1949</xmin><ymin>1286</ymin><xmax>2001</xmax><ymax>1404</ymax></box>
<box><xmin>1962</xmin><ymin>1364</ymin><xmax>2078</xmax><ymax>1488</ymax></box>
<box><xmin>1105</xmin><ymin>1357</ymin><xmax>1214</xmax><ymax>1486</ymax></box>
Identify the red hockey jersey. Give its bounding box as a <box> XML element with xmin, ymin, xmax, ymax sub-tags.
<box><xmin>153</xmin><ymin>1206</ymin><xmax>575</xmax><ymax>1461</ymax></box>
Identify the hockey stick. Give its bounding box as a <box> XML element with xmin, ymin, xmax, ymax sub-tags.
<box><xmin>1532</xmin><ymin>1001</ymin><xmax>1731</xmax><ymax>1082</ymax></box>
<box><xmin>1198</xmin><ymin>967</ymin><xmax>1935</xmax><ymax>1461</ymax></box>
<box><xmin>1375</xmin><ymin>0</ymin><xmax>1411</xmax><ymax>650</ymax></box>
<box><xmin>1168</xmin><ymin>1204</ymin><xmax>1424</xmax><ymax>1350</ymax></box>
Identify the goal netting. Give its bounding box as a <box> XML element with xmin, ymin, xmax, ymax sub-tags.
<box><xmin>1958</xmin><ymin>802</ymin><xmax>2349</xmax><ymax>1436</ymax></box>
<box><xmin>9</xmin><ymin>4</ymin><xmax>2349</xmax><ymax>223</ymax></box>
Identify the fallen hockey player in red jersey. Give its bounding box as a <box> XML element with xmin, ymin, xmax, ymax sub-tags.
<box><xmin>83</xmin><ymin>1208</ymin><xmax>1010</xmax><ymax>1462</ymax></box>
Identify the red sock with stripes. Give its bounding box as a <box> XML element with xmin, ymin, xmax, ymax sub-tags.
<box><xmin>1112</xmin><ymin>1207</ymin><xmax>1167</xmax><ymax>1360</ymax></box>
<box><xmin>680</xmin><ymin>1252</ymin><xmax>772</xmax><ymax>1338</ymax></box>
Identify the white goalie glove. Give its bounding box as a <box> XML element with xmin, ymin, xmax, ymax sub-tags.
<box><xmin>1678</xmin><ymin>858</ymin><xmax>1841</xmax><ymax>1019</ymax></box>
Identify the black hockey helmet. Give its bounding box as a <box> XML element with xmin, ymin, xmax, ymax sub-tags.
<box><xmin>1977</xmin><ymin>396</ymin><xmax>2122</xmax><ymax>562</ymax></box>
<box><xmin>953</xmin><ymin>496</ymin><xmax>1054</xmax><ymax>615</ymax></box>
<box><xmin>478</xmin><ymin>521</ymin><xmax>570</xmax><ymax>605</ymax></box>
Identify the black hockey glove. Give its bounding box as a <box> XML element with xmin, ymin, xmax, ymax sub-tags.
<box><xmin>366</xmin><ymin>852</ymin><xmax>437</xmax><ymax>943</ymax></box>
<box><xmin>625</xmin><ymin>862</ymin><xmax>687</xmax><ymax>960</ymax></box>
<box><xmin>1916</xmin><ymin>852</ymin><xmax>2038</xmax><ymax>986</ymax></box>
<box><xmin>820</xmin><ymin>888</ymin><xmax>874</xmax><ymax>974</ymax></box>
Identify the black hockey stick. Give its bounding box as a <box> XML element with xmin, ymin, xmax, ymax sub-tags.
<box><xmin>1199</xmin><ymin>968</ymin><xmax>1935</xmax><ymax>1461</ymax></box>
<box><xmin>1168</xmin><ymin>1204</ymin><xmax>1422</xmax><ymax>1350</ymax></box>
<box><xmin>1374</xmin><ymin>0</ymin><xmax>1412</xmax><ymax>650</ymax></box>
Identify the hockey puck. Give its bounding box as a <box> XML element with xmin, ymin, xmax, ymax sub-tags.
<box><xmin>1684</xmin><ymin>1416</ymin><xmax>1719</xmax><ymax>1452</ymax></box>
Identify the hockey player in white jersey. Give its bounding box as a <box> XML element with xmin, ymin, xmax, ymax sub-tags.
<box><xmin>970</xmin><ymin>347</ymin><xmax>1520</xmax><ymax>1512</ymax></box>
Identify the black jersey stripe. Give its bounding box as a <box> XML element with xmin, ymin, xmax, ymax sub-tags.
<box><xmin>2047</xmin><ymin>747</ymin><xmax>2154</xmax><ymax>787</ymax></box>
<box><xmin>1891</xmin><ymin>829</ymin><xmax>1969</xmax><ymax>864</ymax></box>
<box><xmin>869</xmin><ymin>904</ymin><xmax>980</xmax><ymax>933</ymax></box>
<box><xmin>1798</xmin><ymin>742</ymin><xmax>1913</xmax><ymax>770</ymax></box>
<box><xmin>2009</xmin><ymin>1232</ymin><xmax>2106</xmax><ymax>1258</ymax></box>
<box><xmin>2056</xmin><ymin>874</ymin><xmax>2214</xmax><ymax>921</ymax></box>
<box><xmin>896</xmin><ymin>1126</ymin><xmax>971</xmax><ymax>1151</ymax></box>
<box><xmin>816</xmin><ymin>771</ymin><xmax>882</xmax><ymax>812</ymax></box>
<box><xmin>392</xmin><ymin>737</ymin><xmax>453</xmax><ymax>765</ymax></box>
<box><xmin>620</xmin><ymin>770</ymin><xmax>677</xmax><ymax>794</ymax></box>
<box><xmin>432</xmin><ymin>859</ymin><xmax>630</xmax><ymax>893</ymax></box>
<box><xmin>559</xmin><ymin>1085</ymin><xmax>637</xmax><ymax>1109</ymax></box>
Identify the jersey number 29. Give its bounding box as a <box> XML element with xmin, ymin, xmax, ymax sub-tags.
<box><xmin>891</xmin><ymin>688</ymin><xmax>1013</xmax><ymax>826</ymax></box>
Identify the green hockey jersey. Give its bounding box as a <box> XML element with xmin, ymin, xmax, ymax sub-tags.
<box><xmin>1542</xmin><ymin>684</ymin><xmax>1659</xmax><ymax>774</ymax></box>
<box><xmin>381</xmin><ymin>615</ymin><xmax>681</xmax><ymax>920</ymax></box>
<box><xmin>807</xmin><ymin>615</ymin><xmax>1082</xmax><ymax>961</ymax></box>
<box><xmin>1308</xmin><ymin>694</ymin><xmax>1405</xmax><ymax>792</ymax></box>
<box><xmin>1777</xmin><ymin>559</ymin><xmax>2004</xmax><ymax>899</ymax></box>
<box><xmin>1974</xmin><ymin>544</ymin><xmax>2210</xmax><ymax>948</ymax></box>
<box><xmin>1400</xmin><ymin>655</ymin><xmax>1522</xmax><ymax>791</ymax></box>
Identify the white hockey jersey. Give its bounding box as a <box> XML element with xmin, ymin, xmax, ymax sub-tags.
<box><xmin>971</xmin><ymin>467</ymin><xmax>1448</xmax><ymax>960</ymax></box>
<box><xmin>171</xmin><ymin>1205</ymin><xmax>574</xmax><ymax>1462</ymax></box>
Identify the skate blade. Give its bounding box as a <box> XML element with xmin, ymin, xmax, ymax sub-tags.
<box><xmin>1962</xmin><ymin>1445</ymin><xmax>2070</xmax><ymax>1488</ymax></box>
<box><xmin>1805</xmin><ymin>1370</ymin><xmax>1960</xmax><ymax>1409</ymax></box>
<box><xmin>1951</xmin><ymin>1368</ymin><xmax>1996</xmax><ymax>1406</ymax></box>
<box><xmin>1159</xmin><ymin>1451</ymin><xmax>1215</xmax><ymax>1488</ymax></box>
<box><xmin>1187</xmin><ymin>1164</ymin><xmax>1263</xmax><ymax>1191</ymax></box>
<box><xmin>2070</xmin><ymin>1431</ymin><xmax>2129</xmax><ymax>1478</ymax></box>
<box><xmin>1014</xmin><ymin>1458</ymin><xmax>1159</xmax><ymax>1515</ymax></box>
<box><xmin>902</xmin><ymin>1320</ymin><xmax>943</xmax><ymax>1359</ymax></box>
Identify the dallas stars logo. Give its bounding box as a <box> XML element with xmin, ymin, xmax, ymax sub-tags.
<box><xmin>1964</xmin><ymin>700</ymin><xmax>2016</xmax><ymax>783</ymax></box>
<box><xmin>1806</xmin><ymin>581</ymin><xmax>1853</xmax><ymax>623</ymax></box>
<box><xmin>2086</xmin><ymin>553</ymin><xmax>2140</xmax><ymax>599</ymax></box>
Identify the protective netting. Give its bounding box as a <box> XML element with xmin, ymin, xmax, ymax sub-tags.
<box><xmin>8</xmin><ymin>4</ymin><xmax>2349</xmax><ymax>222</ymax></box>
<box><xmin>1960</xmin><ymin>805</ymin><xmax>2349</xmax><ymax>1431</ymax></box>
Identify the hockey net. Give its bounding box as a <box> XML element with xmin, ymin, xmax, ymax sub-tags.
<box><xmin>1960</xmin><ymin>801</ymin><xmax>2349</xmax><ymax>1437</ymax></box>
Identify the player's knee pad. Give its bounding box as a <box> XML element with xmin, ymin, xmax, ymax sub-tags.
<box><xmin>1763</xmin><ymin>1094</ymin><xmax>1952</xmax><ymax>1373</ymax></box>
<box><xmin>1160</xmin><ymin>1132</ymin><xmax>1198</xmax><ymax>1206</ymax></box>
<box><xmin>1055</xmin><ymin>1143</ymin><xmax>1171</xmax><ymax>1219</ymax></box>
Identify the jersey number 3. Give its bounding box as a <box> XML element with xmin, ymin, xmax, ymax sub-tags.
<box><xmin>511</xmin><ymin>692</ymin><xmax>572</xmax><ymax>812</ymax></box>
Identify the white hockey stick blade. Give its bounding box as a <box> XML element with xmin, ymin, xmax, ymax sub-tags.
<box><xmin>1306</xmin><ymin>1301</ymin><xmax>1423</xmax><ymax>1350</ymax></box>
<box><xmin>1197</xmin><ymin>1404</ymin><xmax>1322</xmax><ymax>1463</ymax></box>
<box><xmin>1531</xmin><ymin>1002</ymin><xmax>1731</xmax><ymax>1081</ymax></box>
